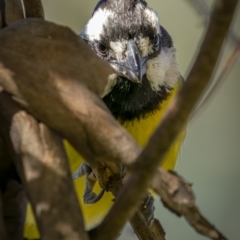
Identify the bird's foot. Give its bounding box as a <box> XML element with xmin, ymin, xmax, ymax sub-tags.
<box><xmin>140</xmin><ymin>192</ymin><xmax>155</xmax><ymax>225</ymax></box>
<box><xmin>72</xmin><ymin>162</ymin><xmax>105</xmax><ymax>204</ymax></box>
<box><xmin>83</xmin><ymin>188</ymin><xmax>105</xmax><ymax>204</ymax></box>
<box><xmin>72</xmin><ymin>162</ymin><xmax>92</xmax><ymax>180</ymax></box>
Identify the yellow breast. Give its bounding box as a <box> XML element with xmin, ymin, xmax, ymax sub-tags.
<box><xmin>24</xmin><ymin>81</ymin><xmax>185</xmax><ymax>238</ymax></box>
<box><xmin>121</xmin><ymin>83</ymin><xmax>182</xmax><ymax>170</ymax></box>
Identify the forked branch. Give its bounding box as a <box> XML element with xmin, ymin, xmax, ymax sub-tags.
<box><xmin>89</xmin><ymin>0</ymin><xmax>239</xmax><ymax>239</ymax></box>
<box><xmin>0</xmin><ymin>0</ymin><xmax>238</xmax><ymax>240</ymax></box>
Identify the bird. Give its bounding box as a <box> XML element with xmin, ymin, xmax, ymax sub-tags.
<box><xmin>24</xmin><ymin>0</ymin><xmax>185</xmax><ymax>238</ymax></box>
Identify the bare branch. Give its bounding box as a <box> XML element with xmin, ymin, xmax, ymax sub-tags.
<box><xmin>185</xmin><ymin>0</ymin><xmax>239</xmax><ymax>47</ymax></box>
<box><xmin>0</xmin><ymin>0</ymin><xmax>44</xmax><ymax>28</ymax></box>
<box><xmin>149</xmin><ymin>219</ymin><xmax>165</xmax><ymax>240</ymax></box>
<box><xmin>129</xmin><ymin>211</ymin><xmax>156</xmax><ymax>240</ymax></box>
<box><xmin>4</xmin><ymin>0</ymin><xmax>25</xmax><ymax>25</ymax></box>
<box><xmin>1</xmin><ymin>1</ymin><xmax>238</xmax><ymax>240</ymax></box>
<box><xmin>0</xmin><ymin>95</ymin><xmax>27</xmax><ymax>240</ymax></box>
<box><xmin>129</xmin><ymin>195</ymin><xmax>165</xmax><ymax>240</ymax></box>
<box><xmin>186</xmin><ymin>0</ymin><xmax>240</xmax><ymax>120</ymax></box>
<box><xmin>152</xmin><ymin>169</ymin><xmax>227</xmax><ymax>240</ymax></box>
<box><xmin>0</xmin><ymin>19</ymin><xmax>140</xmax><ymax>168</ymax></box>
<box><xmin>22</xmin><ymin>0</ymin><xmax>44</xmax><ymax>18</ymax></box>
<box><xmin>11</xmin><ymin>112</ymin><xmax>89</xmax><ymax>240</ymax></box>
<box><xmin>90</xmin><ymin>1</ymin><xmax>239</xmax><ymax>239</ymax></box>
<box><xmin>185</xmin><ymin>207</ymin><xmax>227</xmax><ymax>240</ymax></box>
<box><xmin>0</xmin><ymin>91</ymin><xmax>89</xmax><ymax>240</ymax></box>
<box><xmin>152</xmin><ymin>169</ymin><xmax>195</xmax><ymax>217</ymax></box>
<box><xmin>191</xmin><ymin>41</ymin><xmax>240</xmax><ymax>120</ymax></box>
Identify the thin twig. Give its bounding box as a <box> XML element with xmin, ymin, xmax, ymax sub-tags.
<box><xmin>152</xmin><ymin>169</ymin><xmax>227</xmax><ymax>240</ymax></box>
<box><xmin>4</xmin><ymin>0</ymin><xmax>25</xmax><ymax>25</ymax></box>
<box><xmin>185</xmin><ymin>0</ymin><xmax>240</xmax><ymax>46</ymax></box>
<box><xmin>149</xmin><ymin>219</ymin><xmax>165</xmax><ymax>240</ymax></box>
<box><xmin>22</xmin><ymin>0</ymin><xmax>44</xmax><ymax>18</ymax></box>
<box><xmin>185</xmin><ymin>0</ymin><xmax>240</xmax><ymax>120</ymax></box>
<box><xmin>1</xmin><ymin>1</ymin><xmax>238</xmax><ymax>240</ymax></box>
<box><xmin>191</xmin><ymin>42</ymin><xmax>240</xmax><ymax>120</ymax></box>
<box><xmin>129</xmin><ymin>211</ymin><xmax>156</xmax><ymax>240</ymax></box>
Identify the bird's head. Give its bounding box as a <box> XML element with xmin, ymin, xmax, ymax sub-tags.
<box><xmin>80</xmin><ymin>0</ymin><xmax>180</xmax><ymax>122</ymax></box>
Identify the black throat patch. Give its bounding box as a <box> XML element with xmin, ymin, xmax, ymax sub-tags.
<box><xmin>103</xmin><ymin>75</ymin><xmax>171</xmax><ymax>122</ymax></box>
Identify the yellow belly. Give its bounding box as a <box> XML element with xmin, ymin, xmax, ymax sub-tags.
<box><xmin>24</xmin><ymin>82</ymin><xmax>184</xmax><ymax>238</ymax></box>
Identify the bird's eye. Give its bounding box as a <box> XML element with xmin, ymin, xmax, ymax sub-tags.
<box><xmin>152</xmin><ymin>35</ymin><xmax>160</xmax><ymax>50</ymax></box>
<box><xmin>95</xmin><ymin>41</ymin><xmax>108</xmax><ymax>56</ymax></box>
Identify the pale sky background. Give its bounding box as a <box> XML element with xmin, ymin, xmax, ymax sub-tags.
<box><xmin>41</xmin><ymin>1</ymin><xmax>240</xmax><ymax>239</ymax></box>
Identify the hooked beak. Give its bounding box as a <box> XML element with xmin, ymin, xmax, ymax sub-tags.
<box><xmin>113</xmin><ymin>40</ymin><xmax>147</xmax><ymax>83</ymax></box>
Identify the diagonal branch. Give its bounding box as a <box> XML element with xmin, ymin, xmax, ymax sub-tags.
<box><xmin>0</xmin><ymin>91</ymin><xmax>89</xmax><ymax>240</ymax></box>
<box><xmin>0</xmin><ymin>1</ymin><xmax>238</xmax><ymax>240</ymax></box>
<box><xmin>129</xmin><ymin>211</ymin><xmax>156</xmax><ymax>240</ymax></box>
<box><xmin>185</xmin><ymin>0</ymin><xmax>240</xmax><ymax>120</ymax></box>
<box><xmin>0</xmin><ymin>19</ymin><xmax>140</xmax><ymax>169</ymax></box>
<box><xmin>191</xmin><ymin>41</ymin><xmax>240</xmax><ymax>120</ymax></box>
<box><xmin>152</xmin><ymin>169</ymin><xmax>227</xmax><ymax>240</ymax></box>
<box><xmin>4</xmin><ymin>0</ymin><xmax>25</xmax><ymax>25</ymax></box>
<box><xmin>22</xmin><ymin>0</ymin><xmax>44</xmax><ymax>18</ymax></box>
<box><xmin>89</xmin><ymin>1</ymin><xmax>239</xmax><ymax>239</ymax></box>
<box><xmin>11</xmin><ymin>112</ymin><xmax>89</xmax><ymax>240</ymax></box>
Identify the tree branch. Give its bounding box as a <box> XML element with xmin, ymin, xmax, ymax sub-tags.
<box><xmin>11</xmin><ymin>112</ymin><xmax>89</xmax><ymax>240</ymax></box>
<box><xmin>0</xmin><ymin>93</ymin><xmax>27</xmax><ymax>240</ymax></box>
<box><xmin>89</xmin><ymin>1</ymin><xmax>239</xmax><ymax>239</ymax></box>
<box><xmin>129</xmin><ymin>211</ymin><xmax>156</xmax><ymax>240</ymax></box>
<box><xmin>22</xmin><ymin>0</ymin><xmax>44</xmax><ymax>18</ymax></box>
<box><xmin>152</xmin><ymin>169</ymin><xmax>226</xmax><ymax>240</ymax></box>
<box><xmin>0</xmin><ymin>1</ymin><xmax>238</xmax><ymax>239</ymax></box>
<box><xmin>191</xmin><ymin>41</ymin><xmax>240</xmax><ymax>119</ymax></box>
<box><xmin>0</xmin><ymin>91</ymin><xmax>89</xmax><ymax>240</ymax></box>
<box><xmin>4</xmin><ymin>0</ymin><xmax>25</xmax><ymax>25</ymax></box>
<box><xmin>0</xmin><ymin>19</ymin><xmax>140</xmax><ymax>169</ymax></box>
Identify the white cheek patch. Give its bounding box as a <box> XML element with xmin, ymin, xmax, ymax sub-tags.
<box><xmin>144</xmin><ymin>8</ymin><xmax>160</xmax><ymax>32</ymax></box>
<box><xmin>85</xmin><ymin>9</ymin><xmax>114</xmax><ymax>41</ymax></box>
<box><xmin>110</xmin><ymin>41</ymin><xmax>127</xmax><ymax>60</ymax></box>
<box><xmin>138</xmin><ymin>37</ymin><xmax>154</xmax><ymax>57</ymax></box>
<box><xmin>146</xmin><ymin>47</ymin><xmax>180</xmax><ymax>91</ymax></box>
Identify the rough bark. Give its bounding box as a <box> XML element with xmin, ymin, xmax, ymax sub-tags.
<box><xmin>89</xmin><ymin>1</ymin><xmax>239</xmax><ymax>239</ymax></box>
<box><xmin>0</xmin><ymin>92</ymin><xmax>89</xmax><ymax>240</ymax></box>
<box><xmin>0</xmin><ymin>19</ymin><xmax>139</xmax><ymax>169</ymax></box>
<box><xmin>0</xmin><ymin>0</ymin><xmax>238</xmax><ymax>240</ymax></box>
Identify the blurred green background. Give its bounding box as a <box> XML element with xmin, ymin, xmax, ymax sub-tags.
<box><xmin>41</xmin><ymin>0</ymin><xmax>240</xmax><ymax>239</ymax></box>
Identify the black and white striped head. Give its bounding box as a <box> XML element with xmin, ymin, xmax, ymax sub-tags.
<box><xmin>81</xmin><ymin>0</ymin><xmax>180</xmax><ymax>121</ymax></box>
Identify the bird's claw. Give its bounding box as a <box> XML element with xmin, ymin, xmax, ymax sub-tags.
<box><xmin>84</xmin><ymin>188</ymin><xmax>105</xmax><ymax>204</ymax></box>
<box><xmin>72</xmin><ymin>162</ymin><xmax>105</xmax><ymax>204</ymax></box>
<box><xmin>140</xmin><ymin>193</ymin><xmax>155</xmax><ymax>225</ymax></box>
<box><xmin>72</xmin><ymin>162</ymin><xmax>92</xmax><ymax>180</ymax></box>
